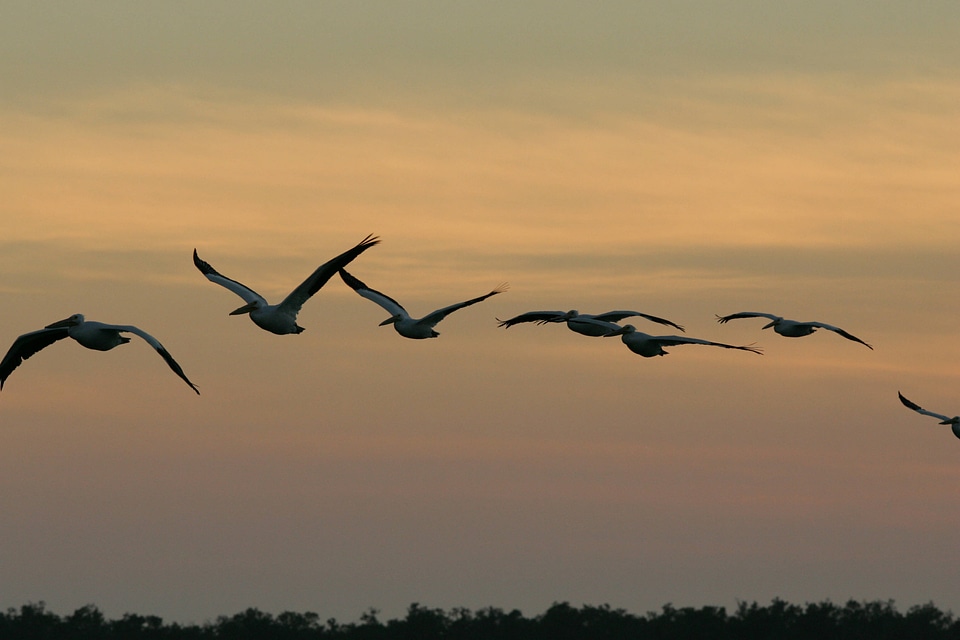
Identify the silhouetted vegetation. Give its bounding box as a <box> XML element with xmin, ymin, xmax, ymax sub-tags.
<box><xmin>3</xmin><ymin>599</ymin><xmax>960</xmax><ymax>639</ymax></box>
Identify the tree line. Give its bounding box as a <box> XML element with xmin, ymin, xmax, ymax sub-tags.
<box><xmin>2</xmin><ymin>599</ymin><xmax>959</xmax><ymax>639</ymax></box>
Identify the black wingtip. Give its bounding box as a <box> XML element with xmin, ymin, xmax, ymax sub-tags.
<box><xmin>338</xmin><ymin>268</ymin><xmax>367</xmax><ymax>291</ymax></box>
<box><xmin>898</xmin><ymin>391</ymin><xmax>919</xmax><ymax>411</ymax></box>
<box><xmin>358</xmin><ymin>234</ymin><xmax>381</xmax><ymax>249</ymax></box>
<box><xmin>192</xmin><ymin>248</ymin><xmax>213</xmax><ymax>274</ymax></box>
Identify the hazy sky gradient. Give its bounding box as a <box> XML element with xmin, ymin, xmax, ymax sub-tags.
<box><xmin>2</xmin><ymin>1</ymin><xmax>959</xmax><ymax>624</ymax></box>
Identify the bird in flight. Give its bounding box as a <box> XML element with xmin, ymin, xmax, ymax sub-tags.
<box><xmin>574</xmin><ymin>318</ymin><xmax>762</xmax><ymax>358</ymax></box>
<box><xmin>0</xmin><ymin>314</ymin><xmax>199</xmax><ymax>394</ymax></box>
<box><xmin>715</xmin><ymin>312</ymin><xmax>872</xmax><ymax>349</ymax></box>
<box><xmin>339</xmin><ymin>268</ymin><xmax>507</xmax><ymax>339</ymax></box>
<box><xmin>497</xmin><ymin>309</ymin><xmax>685</xmax><ymax>336</ymax></box>
<box><xmin>193</xmin><ymin>234</ymin><xmax>379</xmax><ymax>335</ymax></box>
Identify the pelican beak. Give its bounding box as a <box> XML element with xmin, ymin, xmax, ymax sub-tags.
<box><xmin>603</xmin><ymin>325</ymin><xmax>629</xmax><ymax>337</ymax></box>
<box><xmin>761</xmin><ymin>321</ymin><xmax>775</xmax><ymax>329</ymax></box>
<box><xmin>379</xmin><ymin>315</ymin><xmax>400</xmax><ymax>326</ymax></box>
<box><xmin>45</xmin><ymin>316</ymin><xmax>80</xmax><ymax>329</ymax></box>
<box><xmin>229</xmin><ymin>302</ymin><xmax>258</xmax><ymax>316</ymax></box>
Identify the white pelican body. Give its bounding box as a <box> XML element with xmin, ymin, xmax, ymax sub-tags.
<box><xmin>498</xmin><ymin>309</ymin><xmax>684</xmax><ymax>336</ymax></box>
<box><xmin>898</xmin><ymin>392</ymin><xmax>960</xmax><ymax>439</ymax></box>
<box><xmin>0</xmin><ymin>314</ymin><xmax>199</xmax><ymax>394</ymax></box>
<box><xmin>575</xmin><ymin>319</ymin><xmax>762</xmax><ymax>357</ymax></box>
<box><xmin>715</xmin><ymin>312</ymin><xmax>872</xmax><ymax>349</ymax></box>
<box><xmin>339</xmin><ymin>268</ymin><xmax>507</xmax><ymax>339</ymax></box>
<box><xmin>194</xmin><ymin>235</ymin><xmax>380</xmax><ymax>335</ymax></box>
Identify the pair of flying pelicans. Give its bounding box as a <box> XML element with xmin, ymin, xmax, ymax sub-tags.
<box><xmin>0</xmin><ymin>236</ymin><xmax>951</xmax><ymax>438</ymax></box>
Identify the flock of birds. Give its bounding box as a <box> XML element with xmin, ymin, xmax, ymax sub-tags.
<box><xmin>0</xmin><ymin>234</ymin><xmax>954</xmax><ymax>439</ymax></box>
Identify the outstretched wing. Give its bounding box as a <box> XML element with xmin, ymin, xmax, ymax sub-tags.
<box><xmin>715</xmin><ymin>311</ymin><xmax>779</xmax><ymax>324</ymax></box>
<box><xmin>193</xmin><ymin>249</ymin><xmax>267</xmax><ymax>306</ymax></box>
<box><xmin>807</xmin><ymin>322</ymin><xmax>873</xmax><ymax>350</ymax></box>
<box><xmin>0</xmin><ymin>327</ymin><xmax>71</xmax><ymax>390</ymax></box>
<box><xmin>655</xmin><ymin>335</ymin><xmax>763</xmax><ymax>354</ymax></box>
<box><xmin>898</xmin><ymin>391</ymin><xmax>953</xmax><ymax>423</ymax></box>
<box><xmin>592</xmin><ymin>310</ymin><xmax>685</xmax><ymax>332</ymax></box>
<box><xmin>278</xmin><ymin>234</ymin><xmax>380</xmax><ymax>316</ymax></box>
<box><xmin>497</xmin><ymin>311</ymin><xmax>567</xmax><ymax>328</ymax></box>
<box><xmin>113</xmin><ymin>325</ymin><xmax>200</xmax><ymax>395</ymax></box>
<box><xmin>339</xmin><ymin>268</ymin><xmax>408</xmax><ymax>317</ymax></box>
<box><xmin>420</xmin><ymin>284</ymin><xmax>509</xmax><ymax>327</ymax></box>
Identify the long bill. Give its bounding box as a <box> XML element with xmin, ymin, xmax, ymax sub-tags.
<box><xmin>44</xmin><ymin>317</ymin><xmax>80</xmax><ymax>329</ymax></box>
<box><xmin>230</xmin><ymin>301</ymin><xmax>258</xmax><ymax>315</ymax></box>
<box><xmin>602</xmin><ymin>325</ymin><xmax>631</xmax><ymax>337</ymax></box>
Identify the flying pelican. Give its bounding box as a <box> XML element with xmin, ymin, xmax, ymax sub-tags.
<box><xmin>576</xmin><ymin>318</ymin><xmax>762</xmax><ymax>357</ymax></box>
<box><xmin>0</xmin><ymin>314</ymin><xmax>199</xmax><ymax>394</ymax></box>
<box><xmin>193</xmin><ymin>234</ymin><xmax>380</xmax><ymax>335</ymax></box>
<box><xmin>715</xmin><ymin>312</ymin><xmax>873</xmax><ymax>349</ymax></box>
<box><xmin>339</xmin><ymin>268</ymin><xmax>507</xmax><ymax>339</ymax></box>
<box><xmin>497</xmin><ymin>309</ymin><xmax>685</xmax><ymax>336</ymax></box>
<box><xmin>898</xmin><ymin>391</ymin><xmax>960</xmax><ymax>439</ymax></box>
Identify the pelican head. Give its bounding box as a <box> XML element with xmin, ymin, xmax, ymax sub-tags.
<box><xmin>230</xmin><ymin>300</ymin><xmax>262</xmax><ymax>316</ymax></box>
<box><xmin>379</xmin><ymin>314</ymin><xmax>402</xmax><ymax>327</ymax></box>
<box><xmin>45</xmin><ymin>313</ymin><xmax>84</xmax><ymax>329</ymax></box>
<box><xmin>761</xmin><ymin>317</ymin><xmax>783</xmax><ymax>330</ymax></box>
<box><xmin>603</xmin><ymin>324</ymin><xmax>636</xmax><ymax>337</ymax></box>
<box><xmin>564</xmin><ymin>310</ymin><xmax>580</xmax><ymax>320</ymax></box>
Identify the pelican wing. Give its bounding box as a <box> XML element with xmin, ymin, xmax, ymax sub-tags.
<box><xmin>339</xmin><ymin>268</ymin><xmax>408</xmax><ymax>317</ymax></box>
<box><xmin>193</xmin><ymin>249</ymin><xmax>266</xmax><ymax>306</ymax></box>
<box><xmin>111</xmin><ymin>325</ymin><xmax>200</xmax><ymax>395</ymax></box>
<box><xmin>497</xmin><ymin>311</ymin><xmax>568</xmax><ymax>328</ymax></box>
<box><xmin>0</xmin><ymin>327</ymin><xmax>71</xmax><ymax>390</ymax></box>
<box><xmin>655</xmin><ymin>335</ymin><xmax>763</xmax><ymax>354</ymax></box>
<box><xmin>592</xmin><ymin>310</ymin><xmax>685</xmax><ymax>332</ymax></box>
<box><xmin>715</xmin><ymin>311</ymin><xmax>779</xmax><ymax>324</ymax></box>
<box><xmin>419</xmin><ymin>284</ymin><xmax>508</xmax><ymax>327</ymax></box>
<box><xmin>806</xmin><ymin>322</ymin><xmax>873</xmax><ymax>350</ymax></box>
<box><xmin>277</xmin><ymin>235</ymin><xmax>380</xmax><ymax>316</ymax></box>
<box><xmin>898</xmin><ymin>392</ymin><xmax>953</xmax><ymax>423</ymax></box>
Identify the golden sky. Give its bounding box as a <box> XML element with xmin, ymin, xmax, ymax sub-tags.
<box><xmin>1</xmin><ymin>1</ymin><xmax>959</xmax><ymax>623</ymax></box>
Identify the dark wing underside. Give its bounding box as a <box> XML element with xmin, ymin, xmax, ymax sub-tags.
<box><xmin>277</xmin><ymin>235</ymin><xmax>380</xmax><ymax>315</ymax></box>
<box><xmin>715</xmin><ymin>312</ymin><xmax>779</xmax><ymax>324</ymax></box>
<box><xmin>420</xmin><ymin>285</ymin><xmax>508</xmax><ymax>326</ymax></box>
<box><xmin>496</xmin><ymin>311</ymin><xmax>567</xmax><ymax>328</ymax></box>
<box><xmin>0</xmin><ymin>327</ymin><xmax>70</xmax><ymax>390</ymax></box>
<box><xmin>593</xmin><ymin>310</ymin><xmax>685</xmax><ymax>332</ymax></box>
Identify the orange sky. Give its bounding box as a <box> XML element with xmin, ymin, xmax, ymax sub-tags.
<box><xmin>1</xmin><ymin>2</ymin><xmax>959</xmax><ymax>624</ymax></box>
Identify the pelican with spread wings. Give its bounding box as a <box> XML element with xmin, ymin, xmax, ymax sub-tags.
<box><xmin>715</xmin><ymin>312</ymin><xmax>872</xmax><ymax>349</ymax></box>
<box><xmin>0</xmin><ymin>314</ymin><xmax>199</xmax><ymax>394</ymax></box>
<box><xmin>497</xmin><ymin>309</ymin><xmax>684</xmax><ymax>336</ymax></box>
<box><xmin>339</xmin><ymin>268</ymin><xmax>507</xmax><ymax>339</ymax></box>
<box><xmin>575</xmin><ymin>318</ymin><xmax>762</xmax><ymax>358</ymax></box>
<box><xmin>194</xmin><ymin>235</ymin><xmax>379</xmax><ymax>335</ymax></box>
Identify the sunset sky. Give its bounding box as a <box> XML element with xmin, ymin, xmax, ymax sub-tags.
<box><xmin>2</xmin><ymin>1</ymin><xmax>959</xmax><ymax>624</ymax></box>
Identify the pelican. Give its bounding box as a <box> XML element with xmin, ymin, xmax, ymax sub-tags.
<box><xmin>576</xmin><ymin>318</ymin><xmax>762</xmax><ymax>357</ymax></box>
<box><xmin>339</xmin><ymin>268</ymin><xmax>507</xmax><ymax>339</ymax></box>
<box><xmin>193</xmin><ymin>234</ymin><xmax>380</xmax><ymax>335</ymax></box>
<box><xmin>497</xmin><ymin>309</ymin><xmax>685</xmax><ymax>336</ymax></box>
<box><xmin>715</xmin><ymin>312</ymin><xmax>873</xmax><ymax>349</ymax></box>
<box><xmin>0</xmin><ymin>314</ymin><xmax>199</xmax><ymax>394</ymax></box>
<box><xmin>898</xmin><ymin>391</ymin><xmax>960</xmax><ymax>439</ymax></box>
